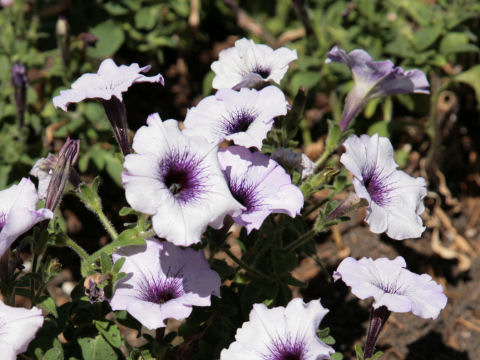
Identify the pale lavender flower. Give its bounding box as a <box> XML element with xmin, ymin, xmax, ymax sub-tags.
<box><xmin>0</xmin><ymin>0</ymin><xmax>14</xmax><ymax>7</ymax></box>
<box><xmin>271</xmin><ymin>147</ymin><xmax>315</xmax><ymax>180</ymax></box>
<box><xmin>109</xmin><ymin>238</ymin><xmax>220</xmax><ymax>330</ymax></box>
<box><xmin>122</xmin><ymin>113</ymin><xmax>243</xmax><ymax>246</ymax></box>
<box><xmin>218</xmin><ymin>146</ymin><xmax>303</xmax><ymax>234</ymax></box>
<box><xmin>333</xmin><ymin>256</ymin><xmax>447</xmax><ymax>319</ymax></box>
<box><xmin>340</xmin><ymin>134</ymin><xmax>426</xmax><ymax>240</ymax></box>
<box><xmin>183</xmin><ymin>86</ymin><xmax>288</xmax><ymax>149</ymax></box>
<box><xmin>0</xmin><ymin>301</ymin><xmax>44</xmax><ymax>360</ymax></box>
<box><xmin>53</xmin><ymin>58</ymin><xmax>164</xmax><ymax>155</ymax></box>
<box><xmin>220</xmin><ymin>298</ymin><xmax>335</xmax><ymax>360</ymax></box>
<box><xmin>211</xmin><ymin>38</ymin><xmax>297</xmax><ymax>90</ymax></box>
<box><xmin>326</xmin><ymin>46</ymin><xmax>430</xmax><ymax>130</ymax></box>
<box><xmin>0</xmin><ymin>178</ymin><xmax>53</xmax><ymax>257</ymax></box>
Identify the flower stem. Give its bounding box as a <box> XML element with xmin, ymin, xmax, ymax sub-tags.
<box><xmin>223</xmin><ymin>248</ymin><xmax>269</xmax><ymax>280</ymax></box>
<box><xmin>284</xmin><ymin>227</ymin><xmax>324</xmax><ymax>252</ymax></box>
<box><xmin>64</xmin><ymin>236</ymin><xmax>89</xmax><ymax>260</ymax></box>
<box><xmin>363</xmin><ymin>306</ymin><xmax>391</xmax><ymax>360</ymax></box>
<box><xmin>96</xmin><ymin>207</ymin><xmax>119</xmax><ymax>240</ymax></box>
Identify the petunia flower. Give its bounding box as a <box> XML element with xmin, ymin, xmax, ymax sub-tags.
<box><xmin>340</xmin><ymin>134</ymin><xmax>426</xmax><ymax>240</ymax></box>
<box><xmin>0</xmin><ymin>178</ymin><xmax>53</xmax><ymax>258</ymax></box>
<box><xmin>211</xmin><ymin>38</ymin><xmax>297</xmax><ymax>90</ymax></box>
<box><xmin>53</xmin><ymin>58</ymin><xmax>164</xmax><ymax>155</ymax></box>
<box><xmin>325</xmin><ymin>46</ymin><xmax>430</xmax><ymax>130</ymax></box>
<box><xmin>0</xmin><ymin>301</ymin><xmax>44</xmax><ymax>360</ymax></box>
<box><xmin>183</xmin><ymin>86</ymin><xmax>288</xmax><ymax>149</ymax></box>
<box><xmin>218</xmin><ymin>146</ymin><xmax>304</xmax><ymax>234</ymax></box>
<box><xmin>122</xmin><ymin>113</ymin><xmax>243</xmax><ymax>246</ymax></box>
<box><xmin>220</xmin><ymin>298</ymin><xmax>335</xmax><ymax>360</ymax></box>
<box><xmin>109</xmin><ymin>238</ymin><xmax>220</xmax><ymax>330</ymax></box>
<box><xmin>333</xmin><ymin>256</ymin><xmax>447</xmax><ymax>358</ymax></box>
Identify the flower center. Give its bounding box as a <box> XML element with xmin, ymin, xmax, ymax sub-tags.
<box><xmin>251</xmin><ymin>65</ymin><xmax>271</xmax><ymax>79</ymax></box>
<box><xmin>159</xmin><ymin>150</ymin><xmax>208</xmax><ymax>203</ymax></box>
<box><xmin>137</xmin><ymin>270</ymin><xmax>185</xmax><ymax>304</ymax></box>
<box><xmin>362</xmin><ymin>167</ymin><xmax>392</xmax><ymax>206</ymax></box>
<box><xmin>227</xmin><ymin>177</ymin><xmax>260</xmax><ymax>213</ymax></box>
<box><xmin>265</xmin><ymin>336</ymin><xmax>306</xmax><ymax>360</ymax></box>
<box><xmin>223</xmin><ymin>108</ymin><xmax>258</xmax><ymax>135</ymax></box>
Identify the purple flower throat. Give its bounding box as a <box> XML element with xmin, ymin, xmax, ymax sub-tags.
<box><xmin>265</xmin><ymin>336</ymin><xmax>306</xmax><ymax>360</ymax></box>
<box><xmin>137</xmin><ymin>270</ymin><xmax>185</xmax><ymax>304</ymax></box>
<box><xmin>160</xmin><ymin>150</ymin><xmax>207</xmax><ymax>203</ymax></box>
<box><xmin>362</xmin><ymin>166</ymin><xmax>392</xmax><ymax>206</ymax></box>
<box><xmin>251</xmin><ymin>65</ymin><xmax>271</xmax><ymax>79</ymax></box>
<box><xmin>223</xmin><ymin>108</ymin><xmax>258</xmax><ymax>135</ymax></box>
<box><xmin>227</xmin><ymin>177</ymin><xmax>260</xmax><ymax>212</ymax></box>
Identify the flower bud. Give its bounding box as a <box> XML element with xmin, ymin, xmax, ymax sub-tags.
<box><xmin>11</xmin><ymin>63</ymin><xmax>28</xmax><ymax>128</ymax></box>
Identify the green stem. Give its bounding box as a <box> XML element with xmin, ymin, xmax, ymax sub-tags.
<box><xmin>64</xmin><ymin>236</ymin><xmax>89</xmax><ymax>260</ymax></box>
<box><xmin>284</xmin><ymin>227</ymin><xmax>324</xmax><ymax>252</ymax></box>
<box><xmin>96</xmin><ymin>207</ymin><xmax>118</xmax><ymax>240</ymax></box>
<box><xmin>223</xmin><ymin>248</ymin><xmax>269</xmax><ymax>280</ymax></box>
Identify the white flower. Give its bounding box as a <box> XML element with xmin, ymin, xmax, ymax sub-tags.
<box><xmin>0</xmin><ymin>301</ymin><xmax>44</xmax><ymax>360</ymax></box>
<box><xmin>220</xmin><ymin>298</ymin><xmax>334</xmax><ymax>360</ymax></box>
<box><xmin>122</xmin><ymin>113</ymin><xmax>244</xmax><ymax>246</ymax></box>
<box><xmin>183</xmin><ymin>86</ymin><xmax>287</xmax><ymax>149</ymax></box>
<box><xmin>333</xmin><ymin>256</ymin><xmax>448</xmax><ymax>319</ymax></box>
<box><xmin>110</xmin><ymin>238</ymin><xmax>220</xmax><ymax>330</ymax></box>
<box><xmin>211</xmin><ymin>38</ymin><xmax>297</xmax><ymax>90</ymax></box>
<box><xmin>340</xmin><ymin>134</ymin><xmax>427</xmax><ymax>240</ymax></box>
<box><xmin>0</xmin><ymin>178</ymin><xmax>53</xmax><ymax>257</ymax></box>
<box><xmin>53</xmin><ymin>58</ymin><xmax>164</xmax><ymax>111</ymax></box>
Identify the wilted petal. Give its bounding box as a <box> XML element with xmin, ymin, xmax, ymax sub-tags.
<box><xmin>326</xmin><ymin>46</ymin><xmax>429</xmax><ymax>130</ymax></box>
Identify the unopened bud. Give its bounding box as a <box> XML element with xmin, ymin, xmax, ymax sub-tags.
<box><xmin>45</xmin><ymin>138</ymin><xmax>80</xmax><ymax>212</ymax></box>
<box><xmin>11</xmin><ymin>63</ymin><xmax>28</xmax><ymax>128</ymax></box>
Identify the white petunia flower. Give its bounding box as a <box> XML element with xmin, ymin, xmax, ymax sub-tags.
<box><xmin>0</xmin><ymin>301</ymin><xmax>44</xmax><ymax>360</ymax></box>
<box><xmin>122</xmin><ymin>113</ymin><xmax>244</xmax><ymax>246</ymax></box>
<box><xmin>211</xmin><ymin>38</ymin><xmax>297</xmax><ymax>90</ymax></box>
<box><xmin>183</xmin><ymin>86</ymin><xmax>287</xmax><ymax>149</ymax></box>
<box><xmin>220</xmin><ymin>298</ymin><xmax>334</xmax><ymax>360</ymax></box>
<box><xmin>340</xmin><ymin>134</ymin><xmax>427</xmax><ymax>240</ymax></box>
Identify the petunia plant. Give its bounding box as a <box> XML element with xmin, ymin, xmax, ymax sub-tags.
<box><xmin>0</xmin><ymin>21</ymin><xmax>452</xmax><ymax>360</ymax></box>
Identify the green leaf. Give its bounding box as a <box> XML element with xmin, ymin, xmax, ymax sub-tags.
<box><xmin>322</xmin><ymin>335</ymin><xmax>336</xmax><ymax>345</ymax></box>
<box><xmin>367</xmin><ymin>121</ymin><xmax>389</xmax><ymax>137</ymax></box>
<box><xmin>100</xmin><ymin>252</ymin><xmax>113</xmax><ymax>273</ymax></box>
<box><xmin>134</xmin><ymin>7</ymin><xmax>157</xmax><ymax>30</ymax></box>
<box><xmin>355</xmin><ymin>344</ymin><xmax>364</xmax><ymax>360</ymax></box>
<box><xmin>331</xmin><ymin>353</ymin><xmax>344</xmax><ymax>360</ymax></box>
<box><xmin>111</xmin><ymin>228</ymin><xmax>147</xmax><ymax>248</ymax></box>
<box><xmin>87</xmin><ymin>20</ymin><xmax>125</xmax><ymax>58</ymax></box>
<box><xmin>455</xmin><ymin>65</ymin><xmax>480</xmax><ymax>107</ymax></box>
<box><xmin>78</xmin><ymin>334</ymin><xmax>117</xmax><ymax>360</ymax></box>
<box><xmin>95</xmin><ymin>320</ymin><xmax>123</xmax><ymax>348</ymax></box>
<box><xmin>412</xmin><ymin>24</ymin><xmax>443</xmax><ymax>51</ymax></box>
<box><xmin>112</xmin><ymin>257</ymin><xmax>126</xmax><ymax>274</ymax></box>
<box><xmin>439</xmin><ymin>32</ymin><xmax>479</xmax><ymax>55</ymax></box>
<box><xmin>38</xmin><ymin>297</ymin><xmax>58</xmax><ymax>318</ymax></box>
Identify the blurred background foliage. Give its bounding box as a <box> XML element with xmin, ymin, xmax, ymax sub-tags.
<box><xmin>0</xmin><ymin>0</ymin><xmax>479</xmax><ymax>189</ymax></box>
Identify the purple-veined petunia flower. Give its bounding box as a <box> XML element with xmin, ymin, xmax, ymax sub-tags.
<box><xmin>0</xmin><ymin>178</ymin><xmax>53</xmax><ymax>258</ymax></box>
<box><xmin>211</xmin><ymin>38</ymin><xmax>297</xmax><ymax>90</ymax></box>
<box><xmin>333</xmin><ymin>256</ymin><xmax>448</xmax><ymax>319</ymax></box>
<box><xmin>325</xmin><ymin>46</ymin><xmax>430</xmax><ymax>130</ymax></box>
<box><xmin>220</xmin><ymin>298</ymin><xmax>335</xmax><ymax>360</ymax></box>
<box><xmin>53</xmin><ymin>58</ymin><xmax>164</xmax><ymax>155</ymax></box>
<box><xmin>340</xmin><ymin>134</ymin><xmax>426</xmax><ymax>240</ymax></box>
<box><xmin>122</xmin><ymin>113</ymin><xmax>244</xmax><ymax>246</ymax></box>
<box><xmin>218</xmin><ymin>146</ymin><xmax>303</xmax><ymax>234</ymax></box>
<box><xmin>0</xmin><ymin>301</ymin><xmax>44</xmax><ymax>360</ymax></box>
<box><xmin>183</xmin><ymin>86</ymin><xmax>288</xmax><ymax>149</ymax></box>
<box><xmin>109</xmin><ymin>238</ymin><xmax>221</xmax><ymax>330</ymax></box>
